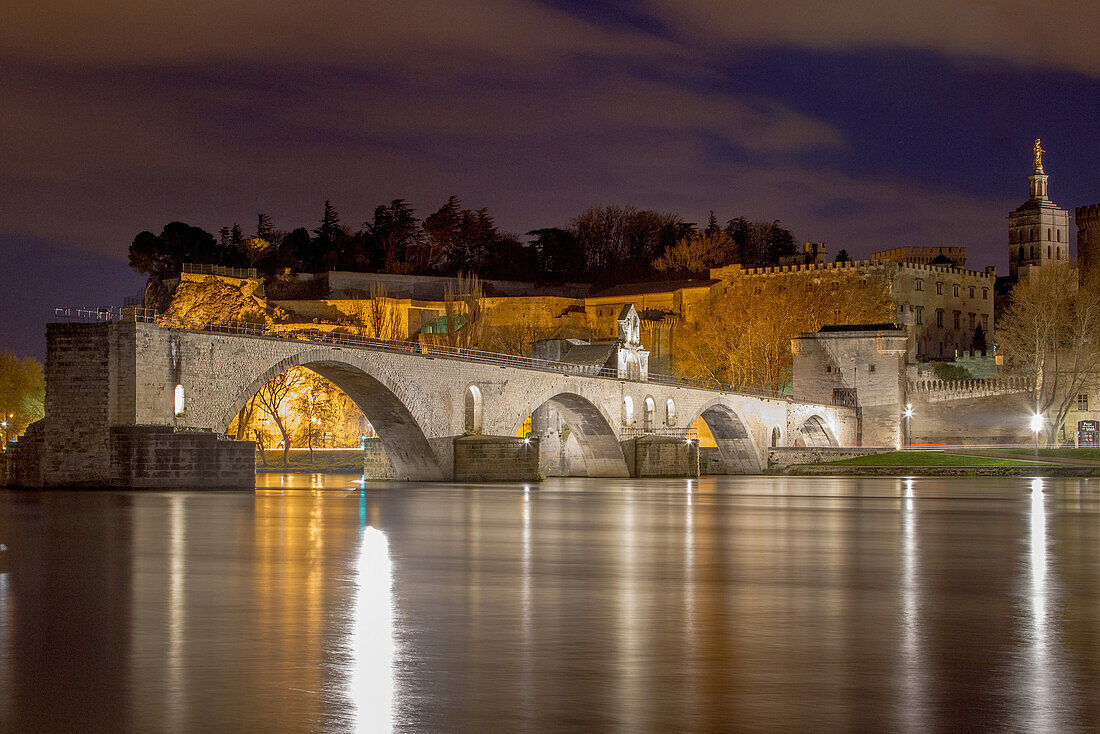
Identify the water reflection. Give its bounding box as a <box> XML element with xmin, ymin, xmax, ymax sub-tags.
<box><xmin>1</xmin><ymin>477</ymin><xmax>1099</xmax><ymax>732</ymax></box>
<box><xmin>348</xmin><ymin>526</ymin><xmax>395</xmax><ymax>733</ymax></box>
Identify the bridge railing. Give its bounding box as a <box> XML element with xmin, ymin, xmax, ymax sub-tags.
<box><xmin>53</xmin><ymin>306</ymin><xmax>821</xmax><ymax>403</ymax></box>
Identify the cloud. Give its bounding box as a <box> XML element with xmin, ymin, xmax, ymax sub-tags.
<box><xmin>644</xmin><ymin>1</ymin><xmax>1100</xmax><ymax>80</ymax></box>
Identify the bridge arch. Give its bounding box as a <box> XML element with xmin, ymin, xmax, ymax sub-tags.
<box><xmin>795</xmin><ymin>414</ymin><xmax>838</xmax><ymax>448</ymax></box>
<box><xmin>692</xmin><ymin>401</ymin><xmax>762</xmax><ymax>473</ymax></box>
<box><xmin>519</xmin><ymin>389</ymin><xmax>630</xmax><ymax>478</ymax></box>
<box><xmin>221</xmin><ymin>348</ymin><xmax>445</xmax><ymax>481</ymax></box>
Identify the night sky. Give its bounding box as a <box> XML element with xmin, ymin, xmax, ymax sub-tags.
<box><xmin>4</xmin><ymin>1</ymin><xmax>1100</xmax><ymax>359</ymax></box>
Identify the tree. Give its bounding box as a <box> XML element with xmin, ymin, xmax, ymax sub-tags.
<box><xmin>705</xmin><ymin>211</ymin><xmax>720</xmax><ymax>235</ymax></box>
<box><xmin>0</xmin><ymin>352</ymin><xmax>45</xmax><ymax>440</ymax></box>
<box><xmin>675</xmin><ymin>269</ymin><xmax>893</xmax><ymax>391</ymax></box>
<box><xmin>443</xmin><ymin>272</ymin><xmax>486</xmax><ymax>349</ymax></box>
<box><xmin>241</xmin><ymin>237</ymin><xmax>274</xmax><ymax>269</ymax></box>
<box><xmin>972</xmin><ymin>323</ymin><xmax>987</xmax><ymax>356</ymax></box>
<box><xmin>253</xmin><ymin>368</ymin><xmax>306</xmax><ymax>466</ymax></box>
<box><xmin>292</xmin><ymin>372</ymin><xmax>340</xmax><ymax>461</ymax></box>
<box><xmin>363</xmin><ymin>199</ymin><xmax>420</xmax><ymax>272</ymax></box>
<box><xmin>128</xmin><ymin>222</ymin><xmax>218</xmax><ymax>277</ymax></box>
<box><xmin>312</xmin><ymin>200</ymin><xmax>346</xmax><ymax>271</ymax></box>
<box><xmin>256</xmin><ymin>213</ymin><xmax>275</xmax><ymax>241</ymax></box>
<box><xmin>527</xmin><ymin>228</ymin><xmax>582</xmax><ymax>281</ymax></box>
<box><xmin>835</xmin><ymin>249</ymin><xmax>851</xmax><ymax>263</ymax></box>
<box><xmin>651</xmin><ymin>231</ymin><xmax>736</xmax><ymax>277</ymax></box>
<box><xmin>997</xmin><ymin>264</ymin><xmax>1100</xmax><ymax>445</ymax></box>
<box><xmin>724</xmin><ymin>217</ymin><xmax>796</xmax><ymax>267</ymax></box>
<box><xmin>569</xmin><ymin>205</ymin><xmax>681</xmax><ymax>281</ymax></box>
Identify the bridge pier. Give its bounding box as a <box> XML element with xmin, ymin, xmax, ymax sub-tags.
<box><xmin>453</xmin><ymin>435</ymin><xmax>540</xmax><ymax>482</ymax></box>
<box><xmin>628</xmin><ymin>436</ymin><xmax>700</xmax><ymax>478</ymax></box>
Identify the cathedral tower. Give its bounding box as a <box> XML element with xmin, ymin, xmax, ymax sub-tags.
<box><xmin>1008</xmin><ymin>140</ymin><xmax>1070</xmax><ymax>278</ymax></box>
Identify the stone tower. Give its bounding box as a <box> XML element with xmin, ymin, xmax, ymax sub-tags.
<box><xmin>1008</xmin><ymin>139</ymin><xmax>1071</xmax><ymax>278</ymax></box>
<box><xmin>1076</xmin><ymin>203</ymin><xmax>1100</xmax><ymax>275</ymax></box>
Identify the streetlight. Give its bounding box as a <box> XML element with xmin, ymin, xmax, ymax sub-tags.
<box><xmin>1030</xmin><ymin>413</ymin><xmax>1044</xmax><ymax>454</ymax></box>
<box><xmin>0</xmin><ymin>419</ymin><xmax>7</xmax><ymax>451</ymax></box>
<box><xmin>903</xmin><ymin>403</ymin><xmax>913</xmax><ymax>449</ymax></box>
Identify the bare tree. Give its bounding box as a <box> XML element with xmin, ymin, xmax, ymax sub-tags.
<box><xmin>998</xmin><ymin>264</ymin><xmax>1100</xmax><ymax>444</ymax></box>
<box><xmin>444</xmin><ymin>272</ymin><xmax>486</xmax><ymax>349</ymax></box>
<box><xmin>675</xmin><ymin>269</ymin><xmax>892</xmax><ymax>392</ymax></box>
<box><xmin>253</xmin><ymin>368</ymin><xmax>306</xmax><ymax>466</ymax></box>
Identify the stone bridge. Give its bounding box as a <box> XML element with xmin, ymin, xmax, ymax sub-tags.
<box><xmin>9</xmin><ymin>320</ymin><xmax>859</xmax><ymax>487</ymax></box>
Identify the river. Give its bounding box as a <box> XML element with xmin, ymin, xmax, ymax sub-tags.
<box><xmin>1</xmin><ymin>475</ymin><xmax>1099</xmax><ymax>732</ymax></box>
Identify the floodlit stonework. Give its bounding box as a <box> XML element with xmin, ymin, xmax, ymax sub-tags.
<box><xmin>6</xmin><ymin>320</ymin><xmax>857</xmax><ymax>487</ymax></box>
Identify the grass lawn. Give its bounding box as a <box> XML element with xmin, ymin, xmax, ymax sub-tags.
<box><xmin>257</xmin><ymin>448</ymin><xmax>363</xmax><ymax>472</ymax></box>
<box><xmin>969</xmin><ymin>448</ymin><xmax>1100</xmax><ymax>460</ymax></box>
<box><xmin>821</xmin><ymin>451</ymin><xmax>1035</xmax><ymax>467</ymax></box>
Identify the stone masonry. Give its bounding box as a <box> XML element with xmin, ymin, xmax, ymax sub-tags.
<box><xmin>7</xmin><ymin>320</ymin><xmax>859</xmax><ymax>486</ymax></box>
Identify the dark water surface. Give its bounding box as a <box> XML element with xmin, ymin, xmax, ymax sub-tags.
<box><xmin>2</xmin><ymin>475</ymin><xmax>1100</xmax><ymax>732</ymax></box>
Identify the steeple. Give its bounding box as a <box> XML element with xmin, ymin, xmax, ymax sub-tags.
<box><xmin>1008</xmin><ymin>139</ymin><xmax>1069</xmax><ymax>278</ymax></box>
<box><xmin>1029</xmin><ymin>138</ymin><xmax>1049</xmax><ymax>200</ymax></box>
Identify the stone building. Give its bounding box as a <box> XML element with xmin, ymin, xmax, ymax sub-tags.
<box><xmin>1008</xmin><ymin>139</ymin><xmax>1071</xmax><ymax>279</ymax></box>
<box><xmin>1075</xmin><ymin>203</ymin><xmax>1100</xmax><ymax>275</ymax></box>
<box><xmin>872</xmin><ymin>246</ymin><xmax>967</xmax><ymax>267</ymax></box>
<box><xmin>710</xmin><ymin>258</ymin><xmax>995</xmax><ymax>361</ymax></box>
<box><xmin>779</xmin><ymin>241</ymin><xmax>828</xmax><ymax>266</ymax></box>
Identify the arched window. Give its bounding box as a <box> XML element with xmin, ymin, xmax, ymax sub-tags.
<box><xmin>1048</xmin><ymin>228</ymin><xmax>1052</xmax><ymax>241</ymax></box>
<box><xmin>464</xmin><ymin>385</ymin><xmax>483</xmax><ymax>433</ymax></box>
<box><xmin>771</xmin><ymin>427</ymin><xmax>782</xmax><ymax>448</ymax></box>
<box><xmin>1030</xmin><ymin>245</ymin><xmax>1035</xmax><ymax>259</ymax></box>
<box><xmin>665</xmin><ymin>398</ymin><xmax>676</xmax><ymax>426</ymax></box>
<box><xmin>174</xmin><ymin>384</ymin><xmax>185</xmax><ymax>415</ymax></box>
<box><xmin>1018</xmin><ymin>246</ymin><xmax>1024</xmax><ymax>260</ymax></box>
<box><xmin>1048</xmin><ymin>245</ymin><xmax>1052</xmax><ymax>259</ymax></box>
<box><xmin>622</xmin><ymin>396</ymin><xmax>634</xmax><ymax>425</ymax></box>
<box><xmin>1057</xmin><ymin>229</ymin><xmax>1061</xmax><ymax>242</ymax></box>
<box><xmin>1056</xmin><ymin>247</ymin><xmax>1061</xmax><ymax>259</ymax></box>
<box><xmin>643</xmin><ymin>397</ymin><xmax>656</xmax><ymax>431</ymax></box>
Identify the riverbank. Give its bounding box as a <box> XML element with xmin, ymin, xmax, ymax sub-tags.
<box><xmin>775</xmin><ymin>449</ymin><xmax>1100</xmax><ymax>477</ymax></box>
<box><xmin>255</xmin><ymin>448</ymin><xmax>363</xmax><ymax>473</ymax></box>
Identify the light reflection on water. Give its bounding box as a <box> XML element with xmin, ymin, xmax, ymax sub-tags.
<box><xmin>1</xmin><ymin>476</ymin><xmax>1100</xmax><ymax>732</ymax></box>
<box><xmin>349</xmin><ymin>526</ymin><xmax>395</xmax><ymax>733</ymax></box>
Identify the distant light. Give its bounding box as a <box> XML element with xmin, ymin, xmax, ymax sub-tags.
<box><xmin>904</xmin><ymin>403</ymin><xmax>913</xmax><ymax>418</ymax></box>
<box><xmin>1030</xmin><ymin>413</ymin><xmax>1044</xmax><ymax>433</ymax></box>
<box><xmin>523</xmin><ymin>437</ymin><xmax>531</xmax><ymax>445</ymax></box>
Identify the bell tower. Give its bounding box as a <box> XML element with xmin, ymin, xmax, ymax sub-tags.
<box><xmin>1008</xmin><ymin>139</ymin><xmax>1070</xmax><ymax>278</ymax></box>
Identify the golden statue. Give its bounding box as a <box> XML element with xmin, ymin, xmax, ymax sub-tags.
<box><xmin>1034</xmin><ymin>138</ymin><xmax>1045</xmax><ymax>170</ymax></box>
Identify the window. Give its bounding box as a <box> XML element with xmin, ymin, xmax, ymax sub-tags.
<box><xmin>981</xmin><ymin>314</ymin><xmax>989</xmax><ymax>329</ymax></box>
<box><xmin>968</xmin><ymin>313</ymin><xmax>975</xmax><ymax>329</ymax></box>
<box><xmin>622</xmin><ymin>396</ymin><xmax>634</xmax><ymax>424</ymax></box>
<box><xmin>1056</xmin><ymin>247</ymin><xmax>1061</xmax><ymax>259</ymax></box>
<box><xmin>826</xmin><ymin>365</ymin><xmax>832</xmax><ymax>373</ymax></box>
<box><xmin>953</xmin><ymin>311</ymin><xmax>960</xmax><ymax>328</ymax></box>
<box><xmin>174</xmin><ymin>385</ymin><xmax>185</xmax><ymax>415</ymax></box>
<box><xmin>915</xmin><ymin>306</ymin><xmax>923</xmax><ymax>325</ymax></box>
<box><xmin>666</xmin><ymin>398</ymin><xmax>676</xmax><ymax>426</ymax></box>
<box><xmin>1048</xmin><ymin>245</ymin><xmax>1052</xmax><ymax>259</ymax></box>
<box><xmin>868</xmin><ymin>364</ymin><xmax>876</xmax><ymax>373</ymax></box>
<box><xmin>983</xmin><ymin>288</ymin><xmax>989</xmax><ymax>300</ymax></box>
<box><xmin>1018</xmin><ymin>246</ymin><xmax>1024</xmax><ymax>260</ymax></box>
<box><xmin>1048</xmin><ymin>228</ymin><xmax>1052</xmax><ymax>241</ymax></box>
<box><xmin>915</xmin><ymin>278</ymin><xmax>923</xmax><ymax>291</ymax></box>
<box><xmin>936</xmin><ymin>309</ymin><xmax>944</xmax><ymax>327</ymax></box>
<box><xmin>969</xmin><ymin>286</ymin><xmax>975</xmax><ymax>298</ymax></box>
<box><xmin>953</xmin><ymin>284</ymin><xmax>960</xmax><ymax>297</ymax></box>
<box><xmin>1057</xmin><ymin>229</ymin><xmax>1061</xmax><ymax>242</ymax></box>
<box><xmin>936</xmin><ymin>282</ymin><xmax>943</xmax><ymax>295</ymax></box>
<box><xmin>1030</xmin><ymin>245</ymin><xmax>1035</xmax><ymax>259</ymax></box>
<box><xmin>1079</xmin><ymin>393</ymin><xmax>1089</xmax><ymax>411</ymax></box>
